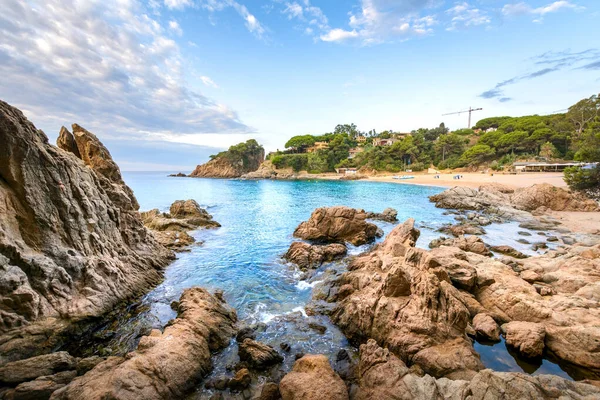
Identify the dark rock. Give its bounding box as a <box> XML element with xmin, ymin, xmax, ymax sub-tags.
<box><xmin>228</xmin><ymin>368</ymin><xmax>251</xmax><ymax>391</ymax></box>
<box><xmin>294</xmin><ymin>352</ymin><xmax>305</xmax><ymax>360</ymax></box>
<box><xmin>259</xmin><ymin>382</ymin><xmax>280</xmax><ymax>400</ymax></box>
<box><xmin>238</xmin><ymin>339</ymin><xmax>283</xmax><ymax>369</ymax></box>
<box><xmin>236</xmin><ymin>326</ymin><xmax>257</xmax><ymax>343</ymax></box>
<box><xmin>490</xmin><ymin>245</ymin><xmax>529</xmax><ymax>259</ymax></box>
<box><xmin>308</xmin><ymin>322</ymin><xmax>327</xmax><ymax>334</ymax></box>
<box><xmin>518</xmin><ymin>231</ymin><xmax>532</xmax><ymax>236</ymax></box>
<box><xmin>76</xmin><ymin>356</ymin><xmax>105</xmax><ymax>375</ymax></box>
<box><xmin>365</xmin><ymin>208</ymin><xmax>398</xmax><ymax>223</ymax></box>
<box><xmin>280</xmin><ymin>343</ymin><xmax>291</xmax><ymax>352</ymax></box>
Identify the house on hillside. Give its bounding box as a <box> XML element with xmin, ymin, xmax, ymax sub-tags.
<box><xmin>473</xmin><ymin>128</ymin><xmax>482</xmax><ymax>134</ymax></box>
<box><xmin>307</xmin><ymin>141</ymin><xmax>329</xmax><ymax>153</ymax></box>
<box><xmin>356</xmin><ymin>135</ymin><xmax>367</xmax><ymax>143</ymax></box>
<box><xmin>348</xmin><ymin>147</ymin><xmax>364</xmax><ymax>159</ymax></box>
<box><xmin>485</xmin><ymin>127</ymin><xmax>498</xmax><ymax>133</ymax></box>
<box><xmin>392</xmin><ymin>133</ymin><xmax>412</xmax><ymax>139</ymax></box>
<box><xmin>373</xmin><ymin>137</ymin><xmax>398</xmax><ymax>146</ymax></box>
<box><xmin>335</xmin><ymin>167</ymin><xmax>357</xmax><ymax>175</ymax></box>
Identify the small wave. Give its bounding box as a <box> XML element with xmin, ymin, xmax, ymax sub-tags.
<box><xmin>295</xmin><ymin>280</ymin><xmax>320</xmax><ymax>290</ymax></box>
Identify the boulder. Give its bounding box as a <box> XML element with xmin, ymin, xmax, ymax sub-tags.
<box><xmin>329</xmin><ymin>219</ymin><xmax>483</xmax><ymax>379</ymax></box>
<box><xmin>365</xmin><ymin>208</ymin><xmax>398</xmax><ymax>223</ymax></box>
<box><xmin>228</xmin><ymin>368</ymin><xmax>251</xmax><ymax>391</ymax></box>
<box><xmin>490</xmin><ymin>245</ymin><xmax>529</xmax><ymax>259</ymax></box>
<box><xmin>11</xmin><ymin>371</ymin><xmax>77</xmax><ymax>400</ymax></box>
<box><xmin>279</xmin><ymin>355</ymin><xmax>348</xmax><ymax>400</ymax></box>
<box><xmin>50</xmin><ymin>287</ymin><xmax>237</xmax><ymax>400</ymax></box>
<box><xmin>511</xmin><ymin>184</ymin><xmax>599</xmax><ymax>212</ymax></box>
<box><xmin>0</xmin><ymin>352</ymin><xmax>76</xmax><ymax>384</ymax></box>
<box><xmin>502</xmin><ymin>321</ymin><xmax>546</xmax><ymax>358</ymax></box>
<box><xmin>284</xmin><ymin>242</ymin><xmax>347</xmax><ymax>270</ymax></box>
<box><xmin>0</xmin><ymin>101</ymin><xmax>172</xmax><ymax>361</ymax></box>
<box><xmin>472</xmin><ymin>313</ymin><xmax>500</xmax><ymax>341</ymax></box>
<box><xmin>258</xmin><ymin>382</ymin><xmax>280</xmax><ymax>400</ymax></box>
<box><xmin>294</xmin><ymin>207</ymin><xmax>381</xmax><ymax>246</ymax></box>
<box><xmin>238</xmin><ymin>339</ymin><xmax>283</xmax><ymax>370</ymax></box>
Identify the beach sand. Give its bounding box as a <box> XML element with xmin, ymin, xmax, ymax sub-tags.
<box><xmin>362</xmin><ymin>172</ymin><xmax>568</xmax><ymax>189</ymax></box>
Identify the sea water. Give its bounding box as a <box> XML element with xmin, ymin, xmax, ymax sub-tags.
<box><xmin>79</xmin><ymin>172</ymin><xmax>571</xmax><ymax>381</ymax></box>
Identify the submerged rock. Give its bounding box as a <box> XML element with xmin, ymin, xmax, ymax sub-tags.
<box><xmin>238</xmin><ymin>339</ymin><xmax>283</xmax><ymax>370</ymax></box>
<box><xmin>279</xmin><ymin>355</ymin><xmax>348</xmax><ymax>400</ymax></box>
<box><xmin>293</xmin><ymin>206</ymin><xmax>381</xmax><ymax>246</ymax></box>
<box><xmin>51</xmin><ymin>287</ymin><xmax>237</xmax><ymax>400</ymax></box>
<box><xmin>284</xmin><ymin>242</ymin><xmax>347</xmax><ymax>270</ymax></box>
<box><xmin>365</xmin><ymin>208</ymin><xmax>398</xmax><ymax>223</ymax></box>
<box><xmin>0</xmin><ymin>101</ymin><xmax>172</xmax><ymax>362</ymax></box>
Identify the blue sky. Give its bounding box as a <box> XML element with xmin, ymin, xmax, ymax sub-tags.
<box><xmin>1</xmin><ymin>0</ymin><xmax>599</xmax><ymax>171</ymax></box>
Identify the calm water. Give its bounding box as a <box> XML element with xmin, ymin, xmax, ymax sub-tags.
<box><xmin>79</xmin><ymin>172</ymin><xmax>572</xmax><ymax>385</ymax></box>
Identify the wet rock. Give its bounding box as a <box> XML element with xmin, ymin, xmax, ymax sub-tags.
<box><xmin>472</xmin><ymin>313</ymin><xmax>500</xmax><ymax>341</ymax></box>
<box><xmin>365</xmin><ymin>208</ymin><xmax>398</xmax><ymax>223</ymax></box>
<box><xmin>532</xmin><ymin>242</ymin><xmax>548</xmax><ymax>251</ymax></box>
<box><xmin>51</xmin><ymin>288</ymin><xmax>237</xmax><ymax>399</ymax></box>
<box><xmin>228</xmin><ymin>368</ymin><xmax>251</xmax><ymax>391</ymax></box>
<box><xmin>517</xmin><ymin>238</ymin><xmax>531</xmax><ymax>244</ymax></box>
<box><xmin>238</xmin><ymin>339</ymin><xmax>283</xmax><ymax>370</ymax></box>
<box><xmin>236</xmin><ymin>326</ymin><xmax>257</xmax><ymax>343</ymax></box>
<box><xmin>0</xmin><ymin>352</ymin><xmax>76</xmax><ymax>384</ymax></box>
<box><xmin>11</xmin><ymin>370</ymin><xmax>77</xmax><ymax>400</ymax></box>
<box><xmin>440</xmin><ymin>223</ymin><xmax>486</xmax><ymax>237</ymax></box>
<box><xmin>76</xmin><ymin>356</ymin><xmax>105</xmax><ymax>375</ymax></box>
<box><xmin>294</xmin><ymin>352</ymin><xmax>305</xmax><ymax>360</ymax></box>
<box><xmin>258</xmin><ymin>382</ymin><xmax>280</xmax><ymax>400</ymax></box>
<box><xmin>284</xmin><ymin>242</ymin><xmax>347</xmax><ymax>270</ymax></box>
<box><xmin>0</xmin><ymin>102</ymin><xmax>173</xmax><ymax>361</ymax></box>
<box><xmin>547</xmin><ymin>235</ymin><xmax>559</xmax><ymax>242</ymax></box>
<box><xmin>279</xmin><ymin>355</ymin><xmax>348</xmax><ymax>400</ymax></box>
<box><xmin>502</xmin><ymin>321</ymin><xmax>546</xmax><ymax>358</ymax></box>
<box><xmin>293</xmin><ymin>207</ymin><xmax>381</xmax><ymax>246</ymax></box>
<box><xmin>518</xmin><ymin>231</ymin><xmax>532</xmax><ymax>236</ymax></box>
<box><xmin>333</xmin><ymin>349</ymin><xmax>356</xmax><ymax>382</ymax></box>
<box><xmin>490</xmin><ymin>245</ymin><xmax>529</xmax><ymax>259</ymax></box>
<box><xmin>308</xmin><ymin>322</ymin><xmax>327</xmax><ymax>334</ymax></box>
<box><xmin>280</xmin><ymin>343</ymin><xmax>291</xmax><ymax>352</ymax></box>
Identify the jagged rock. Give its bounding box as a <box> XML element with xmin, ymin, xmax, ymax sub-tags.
<box><xmin>365</xmin><ymin>208</ymin><xmax>398</xmax><ymax>223</ymax></box>
<box><xmin>284</xmin><ymin>242</ymin><xmax>347</xmax><ymax>270</ymax></box>
<box><xmin>11</xmin><ymin>370</ymin><xmax>77</xmax><ymax>400</ymax></box>
<box><xmin>0</xmin><ymin>352</ymin><xmax>76</xmax><ymax>384</ymax></box>
<box><xmin>140</xmin><ymin>200</ymin><xmax>219</xmax><ymax>250</ymax></box>
<box><xmin>490</xmin><ymin>245</ymin><xmax>529</xmax><ymax>259</ymax></box>
<box><xmin>51</xmin><ymin>288</ymin><xmax>237</xmax><ymax>400</ymax></box>
<box><xmin>355</xmin><ymin>339</ymin><xmax>600</xmax><ymax>400</ymax></box>
<box><xmin>430</xmin><ymin>235</ymin><xmax>492</xmax><ymax>257</ymax></box>
<box><xmin>502</xmin><ymin>321</ymin><xmax>546</xmax><ymax>358</ymax></box>
<box><xmin>440</xmin><ymin>223</ymin><xmax>486</xmax><ymax>236</ymax></box>
<box><xmin>0</xmin><ymin>101</ymin><xmax>172</xmax><ymax>361</ymax></box>
<box><xmin>190</xmin><ymin>140</ymin><xmax>264</xmax><ymax>178</ymax></box>
<box><xmin>293</xmin><ymin>207</ymin><xmax>381</xmax><ymax>246</ymax></box>
<box><xmin>472</xmin><ymin>313</ymin><xmax>500</xmax><ymax>341</ymax></box>
<box><xmin>168</xmin><ymin>172</ymin><xmax>186</xmax><ymax>177</ymax></box>
<box><xmin>258</xmin><ymin>382</ymin><xmax>280</xmax><ymax>400</ymax></box>
<box><xmin>329</xmin><ymin>219</ymin><xmax>483</xmax><ymax>379</ymax></box>
<box><xmin>228</xmin><ymin>368</ymin><xmax>251</xmax><ymax>391</ymax></box>
<box><xmin>238</xmin><ymin>339</ymin><xmax>283</xmax><ymax>370</ymax></box>
<box><xmin>75</xmin><ymin>356</ymin><xmax>105</xmax><ymax>375</ymax></box>
<box><xmin>279</xmin><ymin>355</ymin><xmax>348</xmax><ymax>400</ymax></box>
<box><xmin>56</xmin><ymin>127</ymin><xmax>80</xmax><ymax>158</ymax></box>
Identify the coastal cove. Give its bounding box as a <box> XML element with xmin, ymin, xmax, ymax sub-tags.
<box><xmin>65</xmin><ymin>173</ymin><xmax>579</xmax><ymax>395</ymax></box>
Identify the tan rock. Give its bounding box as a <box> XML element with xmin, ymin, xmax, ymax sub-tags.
<box><xmin>190</xmin><ymin>140</ymin><xmax>264</xmax><ymax>178</ymax></box>
<box><xmin>472</xmin><ymin>313</ymin><xmax>500</xmax><ymax>341</ymax></box>
<box><xmin>0</xmin><ymin>352</ymin><xmax>76</xmax><ymax>384</ymax></box>
<box><xmin>284</xmin><ymin>242</ymin><xmax>347</xmax><ymax>270</ymax></box>
<box><xmin>279</xmin><ymin>355</ymin><xmax>348</xmax><ymax>400</ymax></box>
<box><xmin>490</xmin><ymin>245</ymin><xmax>528</xmax><ymax>259</ymax></box>
<box><xmin>50</xmin><ymin>287</ymin><xmax>237</xmax><ymax>400</ymax></box>
<box><xmin>238</xmin><ymin>339</ymin><xmax>283</xmax><ymax>369</ymax></box>
<box><xmin>502</xmin><ymin>321</ymin><xmax>545</xmax><ymax>358</ymax></box>
<box><xmin>293</xmin><ymin>206</ymin><xmax>381</xmax><ymax>246</ymax></box>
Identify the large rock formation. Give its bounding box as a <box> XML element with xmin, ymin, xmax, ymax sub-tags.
<box><xmin>355</xmin><ymin>339</ymin><xmax>600</xmax><ymax>400</ymax></box>
<box><xmin>0</xmin><ymin>101</ymin><xmax>172</xmax><ymax>362</ymax></box>
<box><xmin>430</xmin><ymin>184</ymin><xmax>599</xmax><ymax>215</ymax></box>
<box><xmin>293</xmin><ymin>207</ymin><xmax>382</xmax><ymax>246</ymax></box>
<box><xmin>141</xmin><ymin>200</ymin><xmax>220</xmax><ymax>251</ymax></box>
<box><xmin>328</xmin><ymin>219</ymin><xmax>484</xmax><ymax>379</ymax></box>
<box><xmin>50</xmin><ymin>287</ymin><xmax>237</xmax><ymax>400</ymax></box>
<box><xmin>284</xmin><ymin>242</ymin><xmax>347</xmax><ymax>270</ymax></box>
<box><xmin>189</xmin><ymin>139</ymin><xmax>265</xmax><ymax>178</ymax></box>
<box><xmin>279</xmin><ymin>355</ymin><xmax>349</xmax><ymax>400</ymax></box>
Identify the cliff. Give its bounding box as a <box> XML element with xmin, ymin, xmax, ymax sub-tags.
<box><xmin>0</xmin><ymin>100</ymin><xmax>173</xmax><ymax>362</ymax></box>
<box><xmin>189</xmin><ymin>139</ymin><xmax>265</xmax><ymax>178</ymax></box>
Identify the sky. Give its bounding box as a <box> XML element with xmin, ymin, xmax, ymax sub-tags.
<box><xmin>1</xmin><ymin>0</ymin><xmax>599</xmax><ymax>171</ymax></box>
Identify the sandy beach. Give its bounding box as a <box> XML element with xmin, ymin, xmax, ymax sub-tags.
<box><xmin>362</xmin><ymin>171</ymin><xmax>568</xmax><ymax>189</ymax></box>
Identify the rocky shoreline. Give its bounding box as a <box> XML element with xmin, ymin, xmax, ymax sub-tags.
<box><xmin>2</xmin><ymin>99</ymin><xmax>600</xmax><ymax>399</ymax></box>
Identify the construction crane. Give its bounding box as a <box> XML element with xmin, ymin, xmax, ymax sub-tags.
<box><xmin>442</xmin><ymin>107</ymin><xmax>483</xmax><ymax>128</ymax></box>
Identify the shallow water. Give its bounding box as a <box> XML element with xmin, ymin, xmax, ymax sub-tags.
<box><xmin>71</xmin><ymin>172</ymin><xmax>577</xmax><ymax>387</ymax></box>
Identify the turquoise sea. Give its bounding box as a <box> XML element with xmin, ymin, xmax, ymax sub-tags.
<box><xmin>76</xmin><ymin>172</ymin><xmax>572</xmax><ymax>384</ymax></box>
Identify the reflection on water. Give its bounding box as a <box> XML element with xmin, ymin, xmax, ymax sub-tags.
<box><xmin>474</xmin><ymin>337</ymin><xmax>572</xmax><ymax>380</ymax></box>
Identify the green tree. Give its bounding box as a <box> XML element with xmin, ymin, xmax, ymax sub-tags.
<box><xmin>539</xmin><ymin>142</ymin><xmax>559</xmax><ymax>159</ymax></box>
<box><xmin>460</xmin><ymin>144</ymin><xmax>496</xmax><ymax>166</ymax></box>
<box><xmin>307</xmin><ymin>151</ymin><xmax>329</xmax><ymax>172</ymax></box>
<box><xmin>435</xmin><ymin>134</ymin><xmax>467</xmax><ymax>162</ymax></box>
<box><xmin>567</xmin><ymin>94</ymin><xmax>600</xmax><ymax>139</ymax></box>
<box><xmin>285</xmin><ymin>135</ymin><xmax>316</xmax><ymax>151</ymax></box>
<box><xmin>564</xmin><ymin>165</ymin><xmax>600</xmax><ymax>190</ymax></box>
<box><xmin>334</xmin><ymin>123</ymin><xmax>360</xmax><ymax>139</ymax></box>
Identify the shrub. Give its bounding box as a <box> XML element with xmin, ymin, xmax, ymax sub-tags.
<box><xmin>564</xmin><ymin>165</ymin><xmax>600</xmax><ymax>191</ymax></box>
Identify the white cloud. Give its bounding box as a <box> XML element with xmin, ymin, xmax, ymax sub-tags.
<box><xmin>200</xmin><ymin>76</ymin><xmax>219</xmax><ymax>88</ymax></box>
<box><xmin>0</xmin><ymin>0</ymin><xmax>250</xmax><ymax>141</ymax></box>
<box><xmin>168</xmin><ymin>19</ymin><xmax>183</xmax><ymax>35</ymax></box>
<box><xmin>320</xmin><ymin>28</ymin><xmax>359</xmax><ymax>42</ymax></box>
<box><xmin>164</xmin><ymin>0</ymin><xmax>194</xmax><ymax>10</ymax></box>
<box><xmin>283</xmin><ymin>2</ymin><xmax>304</xmax><ymax>19</ymax></box>
<box><xmin>319</xmin><ymin>0</ymin><xmax>440</xmax><ymax>45</ymax></box>
<box><xmin>200</xmin><ymin>0</ymin><xmax>266</xmax><ymax>38</ymax></box>
<box><xmin>446</xmin><ymin>2</ymin><xmax>490</xmax><ymax>31</ymax></box>
<box><xmin>502</xmin><ymin>1</ymin><xmax>583</xmax><ymax>21</ymax></box>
